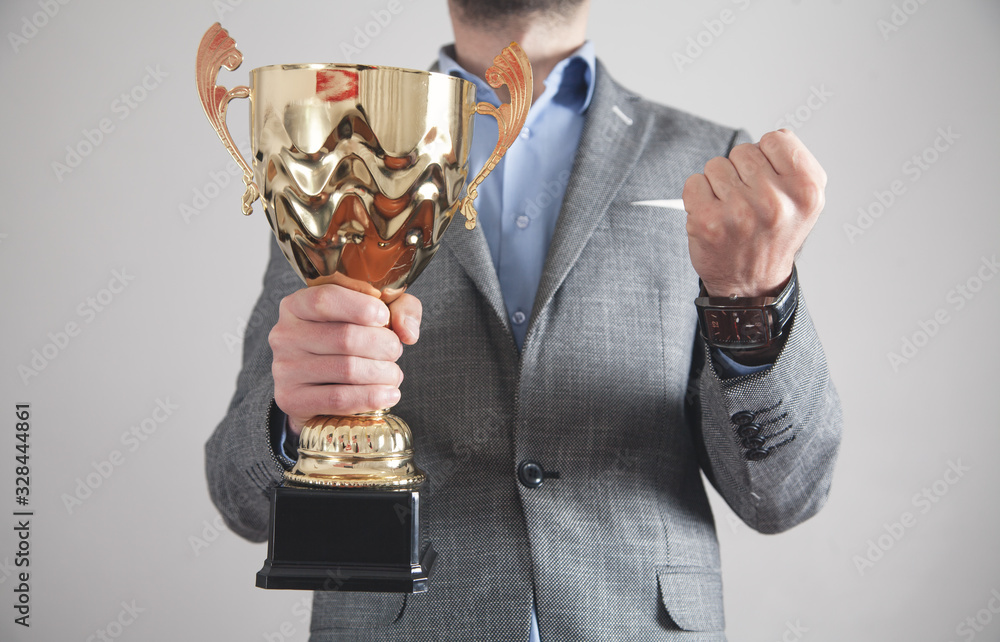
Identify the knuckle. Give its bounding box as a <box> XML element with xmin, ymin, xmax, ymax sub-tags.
<box><xmin>333</xmin><ymin>323</ymin><xmax>359</xmax><ymax>355</ymax></box>
<box><xmin>794</xmin><ymin>180</ymin><xmax>825</xmax><ymax>214</ymax></box>
<box><xmin>704</xmin><ymin>156</ymin><xmax>730</xmax><ymax>175</ymax></box>
<box><xmin>699</xmin><ymin>216</ymin><xmax>725</xmax><ymax>244</ymax></box>
<box><xmin>313</xmin><ymin>287</ymin><xmax>337</xmax><ymax>318</ymax></box>
<box><xmin>365</xmin><ymin>385</ymin><xmax>395</xmax><ymax>410</ymax></box>
<box><xmin>277</xmin><ymin>295</ymin><xmax>290</xmax><ymax>317</ymax></box>
<box><xmin>758</xmin><ymin>193</ymin><xmax>787</xmax><ymax>227</ymax></box>
<box><xmin>759</xmin><ymin>132</ymin><xmax>784</xmax><ymax>156</ymax></box>
<box><xmin>363</xmin><ymin>298</ymin><xmax>387</xmax><ymax>325</ymax></box>
<box><xmin>272</xmin><ymin>388</ymin><xmax>292</xmax><ymax>414</ymax></box>
<box><xmin>271</xmin><ymin>357</ymin><xmax>290</xmax><ymax>382</ymax></box>
<box><xmin>729</xmin><ymin>143</ymin><xmax>755</xmax><ymax>161</ymax></box>
<box><xmin>682</xmin><ymin>175</ymin><xmax>701</xmax><ymax>201</ymax></box>
<box><xmin>324</xmin><ymin>386</ymin><xmax>350</xmax><ymax>413</ymax></box>
<box><xmin>760</xmin><ymin>130</ymin><xmax>780</xmax><ymax>146</ymax></box>
<box><xmin>337</xmin><ymin>356</ymin><xmax>362</xmax><ymax>383</ymax></box>
<box><xmin>729</xmin><ymin>195</ymin><xmax>754</xmax><ymax>217</ymax></box>
<box><xmin>361</xmin><ymin>388</ymin><xmax>381</xmax><ymax>411</ymax></box>
<box><xmin>267</xmin><ymin>325</ymin><xmax>281</xmax><ymax>351</ymax></box>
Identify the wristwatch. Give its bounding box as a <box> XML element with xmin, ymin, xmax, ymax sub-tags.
<box><xmin>695</xmin><ymin>266</ymin><xmax>798</xmax><ymax>351</ymax></box>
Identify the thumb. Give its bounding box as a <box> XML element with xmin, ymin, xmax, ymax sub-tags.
<box><xmin>389</xmin><ymin>293</ymin><xmax>423</xmax><ymax>345</ymax></box>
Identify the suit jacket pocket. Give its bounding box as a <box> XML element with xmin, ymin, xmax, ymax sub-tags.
<box><xmin>656</xmin><ymin>566</ymin><xmax>725</xmax><ymax>632</ymax></box>
<box><xmin>310</xmin><ymin>592</ymin><xmax>407</xmax><ymax>632</ymax></box>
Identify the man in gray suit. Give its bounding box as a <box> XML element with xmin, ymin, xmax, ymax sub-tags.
<box><xmin>206</xmin><ymin>0</ymin><xmax>843</xmax><ymax>639</ymax></box>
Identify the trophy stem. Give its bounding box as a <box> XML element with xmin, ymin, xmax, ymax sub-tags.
<box><xmin>285</xmin><ymin>410</ymin><xmax>426</xmax><ymax>489</ymax></box>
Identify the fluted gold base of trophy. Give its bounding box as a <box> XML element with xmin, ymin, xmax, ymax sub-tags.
<box><xmin>286</xmin><ymin>411</ymin><xmax>425</xmax><ymax>488</ymax></box>
<box><xmin>196</xmin><ymin>22</ymin><xmax>531</xmax><ymax>592</ymax></box>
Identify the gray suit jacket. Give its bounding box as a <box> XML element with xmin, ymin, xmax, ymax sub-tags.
<box><xmin>206</xmin><ymin>60</ymin><xmax>843</xmax><ymax>641</ymax></box>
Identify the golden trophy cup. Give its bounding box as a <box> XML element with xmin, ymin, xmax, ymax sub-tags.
<box><xmin>196</xmin><ymin>23</ymin><xmax>531</xmax><ymax>591</ymax></box>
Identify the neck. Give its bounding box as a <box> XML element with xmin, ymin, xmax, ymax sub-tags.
<box><xmin>449</xmin><ymin>3</ymin><xmax>589</xmax><ymax>103</ymax></box>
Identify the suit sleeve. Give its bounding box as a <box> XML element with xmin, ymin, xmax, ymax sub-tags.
<box><xmin>204</xmin><ymin>238</ymin><xmax>300</xmax><ymax>542</ymax></box>
<box><xmin>689</xmin><ymin>129</ymin><xmax>844</xmax><ymax>534</ymax></box>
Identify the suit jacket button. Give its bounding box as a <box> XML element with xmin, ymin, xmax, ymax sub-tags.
<box><xmin>745</xmin><ymin>448</ymin><xmax>770</xmax><ymax>461</ymax></box>
<box><xmin>518</xmin><ymin>460</ymin><xmax>545</xmax><ymax>488</ymax></box>
<box><xmin>742</xmin><ymin>435</ymin><xmax>766</xmax><ymax>449</ymax></box>
<box><xmin>732</xmin><ymin>411</ymin><xmax>755</xmax><ymax>425</ymax></box>
<box><xmin>737</xmin><ymin>423</ymin><xmax>762</xmax><ymax>439</ymax></box>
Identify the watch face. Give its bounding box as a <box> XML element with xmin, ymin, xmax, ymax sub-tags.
<box><xmin>705</xmin><ymin>308</ymin><xmax>768</xmax><ymax>346</ymax></box>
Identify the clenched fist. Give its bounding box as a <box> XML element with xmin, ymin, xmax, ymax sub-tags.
<box><xmin>683</xmin><ymin>129</ymin><xmax>827</xmax><ymax>297</ymax></box>
<box><xmin>268</xmin><ymin>285</ymin><xmax>423</xmax><ymax>435</ymax></box>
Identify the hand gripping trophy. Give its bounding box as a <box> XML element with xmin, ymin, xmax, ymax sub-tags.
<box><xmin>196</xmin><ymin>24</ymin><xmax>532</xmax><ymax>592</ymax></box>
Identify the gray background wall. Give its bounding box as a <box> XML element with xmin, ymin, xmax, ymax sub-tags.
<box><xmin>1</xmin><ymin>0</ymin><xmax>997</xmax><ymax>640</ymax></box>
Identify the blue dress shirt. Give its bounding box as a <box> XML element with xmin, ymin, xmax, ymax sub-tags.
<box><xmin>438</xmin><ymin>42</ymin><xmax>596</xmax><ymax>350</ymax></box>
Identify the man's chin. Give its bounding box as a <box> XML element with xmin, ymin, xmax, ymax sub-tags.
<box><xmin>450</xmin><ymin>0</ymin><xmax>587</xmax><ymax>22</ymax></box>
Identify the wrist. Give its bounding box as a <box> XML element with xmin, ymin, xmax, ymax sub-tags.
<box><xmin>700</xmin><ymin>267</ymin><xmax>794</xmax><ymax>299</ymax></box>
<box><xmin>695</xmin><ymin>266</ymin><xmax>798</xmax><ymax>352</ymax></box>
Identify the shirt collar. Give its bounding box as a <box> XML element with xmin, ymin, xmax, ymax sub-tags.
<box><xmin>437</xmin><ymin>40</ymin><xmax>596</xmax><ymax>114</ymax></box>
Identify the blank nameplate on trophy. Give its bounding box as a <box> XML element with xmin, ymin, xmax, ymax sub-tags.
<box><xmin>257</xmin><ymin>486</ymin><xmax>434</xmax><ymax>593</ymax></box>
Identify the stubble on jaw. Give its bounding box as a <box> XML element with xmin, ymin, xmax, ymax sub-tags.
<box><xmin>448</xmin><ymin>0</ymin><xmax>588</xmax><ymax>25</ymax></box>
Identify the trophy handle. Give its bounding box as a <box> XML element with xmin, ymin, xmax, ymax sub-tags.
<box><xmin>458</xmin><ymin>42</ymin><xmax>533</xmax><ymax>230</ymax></box>
<box><xmin>196</xmin><ymin>23</ymin><xmax>259</xmax><ymax>216</ymax></box>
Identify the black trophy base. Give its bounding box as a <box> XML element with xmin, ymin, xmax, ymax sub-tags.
<box><xmin>256</xmin><ymin>484</ymin><xmax>435</xmax><ymax>593</ymax></box>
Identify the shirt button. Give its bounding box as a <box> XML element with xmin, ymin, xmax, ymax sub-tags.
<box><xmin>515</xmin><ymin>215</ymin><xmax>530</xmax><ymax>229</ymax></box>
<box><xmin>519</xmin><ymin>127</ymin><xmax>531</xmax><ymax>140</ymax></box>
<box><xmin>512</xmin><ymin>310</ymin><xmax>526</xmax><ymax>325</ymax></box>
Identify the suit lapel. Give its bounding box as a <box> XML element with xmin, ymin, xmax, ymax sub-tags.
<box><xmin>430</xmin><ymin>57</ymin><xmax>510</xmax><ymax>330</ymax></box>
<box><xmin>440</xmin><ymin>61</ymin><xmax>653</xmax><ymax>340</ymax></box>
<box><xmin>529</xmin><ymin>61</ymin><xmax>652</xmax><ymax>327</ymax></box>
<box><xmin>440</xmin><ymin>218</ymin><xmax>510</xmax><ymax>334</ymax></box>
